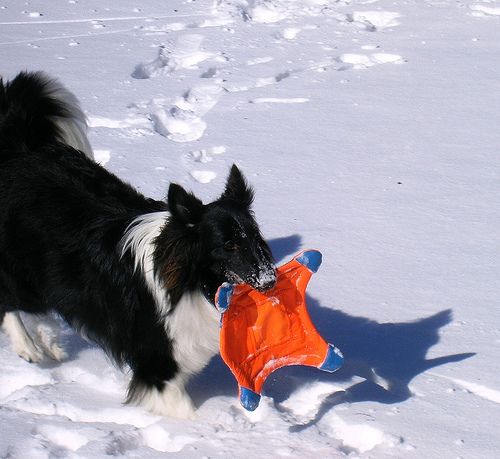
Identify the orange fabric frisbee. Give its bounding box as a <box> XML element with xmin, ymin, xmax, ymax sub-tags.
<box><xmin>215</xmin><ymin>249</ymin><xmax>343</xmax><ymax>411</ymax></box>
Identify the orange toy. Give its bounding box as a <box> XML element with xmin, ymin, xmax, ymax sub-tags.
<box><xmin>215</xmin><ymin>249</ymin><xmax>343</xmax><ymax>411</ymax></box>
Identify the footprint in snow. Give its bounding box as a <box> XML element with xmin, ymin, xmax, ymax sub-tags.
<box><xmin>346</xmin><ymin>11</ymin><xmax>401</xmax><ymax>31</ymax></box>
<box><xmin>139</xmin><ymin>424</ymin><xmax>196</xmax><ymax>453</ymax></box>
<box><xmin>469</xmin><ymin>4</ymin><xmax>500</xmax><ymax>17</ymax></box>
<box><xmin>186</xmin><ymin>146</ymin><xmax>226</xmax><ymax>184</ymax></box>
<box><xmin>337</xmin><ymin>47</ymin><xmax>405</xmax><ymax>70</ymax></box>
<box><xmin>319</xmin><ymin>412</ymin><xmax>402</xmax><ymax>455</ymax></box>
<box><xmin>189</xmin><ymin>170</ymin><xmax>217</xmax><ymax>184</ymax></box>
<box><xmin>151</xmin><ymin>84</ymin><xmax>223</xmax><ymax>142</ymax></box>
<box><xmin>36</xmin><ymin>425</ymin><xmax>90</xmax><ymax>453</ymax></box>
<box><xmin>132</xmin><ymin>34</ymin><xmax>218</xmax><ymax>79</ymax></box>
<box><xmin>190</xmin><ymin>146</ymin><xmax>226</xmax><ymax>163</ymax></box>
<box><xmin>280</xmin><ymin>382</ymin><xmax>403</xmax><ymax>453</ymax></box>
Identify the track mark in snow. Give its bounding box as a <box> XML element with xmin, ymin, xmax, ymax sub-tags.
<box><xmin>1</xmin><ymin>351</ymin><xmax>159</xmax><ymax>428</ymax></box>
<box><xmin>51</xmin><ymin>361</ymin><xmax>128</xmax><ymax>396</ymax></box>
<box><xmin>0</xmin><ymin>364</ymin><xmax>54</xmax><ymax>400</ymax></box>
<box><xmin>236</xmin><ymin>395</ymin><xmax>278</xmax><ymax>425</ymax></box>
<box><xmin>106</xmin><ymin>433</ymin><xmax>140</xmax><ymax>456</ymax></box>
<box><xmin>88</xmin><ymin>115</ymin><xmax>150</xmax><ymax>130</ymax></box>
<box><xmin>454</xmin><ymin>379</ymin><xmax>500</xmax><ymax>403</ymax></box>
<box><xmin>221</xmin><ymin>0</ymin><xmax>348</xmax><ymax>24</ymax></box>
<box><xmin>141</xmin><ymin>14</ymin><xmax>233</xmax><ymax>34</ymax></box>
<box><xmin>190</xmin><ymin>170</ymin><xmax>217</xmax><ymax>183</ymax></box>
<box><xmin>132</xmin><ymin>34</ymin><xmax>219</xmax><ymax>79</ymax></box>
<box><xmin>250</xmin><ymin>97</ymin><xmax>309</xmax><ymax>104</ymax></box>
<box><xmin>37</xmin><ymin>425</ymin><xmax>90</xmax><ymax>452</ymax></box>
<box><xmin>433</xmin><ymin>373</ymin><xmax>500</xmax><ymax>404</ymax></box>
<box><xmin>5</xmin><ymin>385</ymin><xmax>158</xmax><ymax>428</ymax></box>
<box><xmin>140</xmin><ymin>424</ymin><xmax>196</xmax><ymax>453</ymax></box>
<box><xmin>0</xmin><ymin>27</ymin><xmax>136</xmax><ymax>47</ymax></box>
<box><xmin>185</xmin><ymin>146</ymin><xmax>226</xmax><ymax>183</ymax></box>
<box><xmin>469</xmin><ymin>4</ymin><xmax>500</xmax><ymax>16</ymax></box>
<box><xmin>151</xmin><ymin>84</ymin><xmax>223</xmax><ymax>142</ymax></box>
<box><xmin>339</xmin><ymin>52</ymin><xmax>404</xmax><ymax>69</ymax></box>
<box><xmin>152</xmin><ymin>109</ymin><xmax>207</xmax><ymax>142</ymax></box>
<box><xmin>224</xmin><ymin>68</ymin><xmax>295</xmax><ymax>93</ymax></box>
<box><xmin>0</xmin><ymin>13</ymin><xmax>203</xmax><ymax>26</ymax></box>
<box><xmin>347</xmin><ymin>11</ymin><xmax>401</xmax><ymax>31</ymax></box>
<box><xmin>87</xmin><ymin>115</ymin><xmax>153</xmax><ymax>140</ymax></box>
<box><xmin>190</xmin><ymin>146</ymin><xmax>226</xmax><ymax>163</ymax></box>
<box><xmin>280</xmin><ymin>27</ymin><xmax>302</xmax><ymax>39</ymax></box>
<box><xmin>201</xmin><ymin>66</ymin><xmax>218</xmax><ymax>78</ymax></box>
<box><xmin>320</xmin><ymin>413</ymin><xmax>401</xmax><ymax>454</ymax></box>
<box><xmin>247</xmin><ymin>56</ymin><xmax>274</xmax><ymax>66</ymax></box>
<box><xmin>243</xmin><ymin>2</ymin><xmax>289</xmax><ymax>23</ymax></box>
<box><xmin>279</xmin><ymin>381</ymin><xmax>346</xmax><ymax>423</ymax></box>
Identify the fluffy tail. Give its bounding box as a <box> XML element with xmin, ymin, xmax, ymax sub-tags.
<box><xmin>0</xmin><ymin>71</ymin><xmax>93</xmax><ymax>159</ymax></box>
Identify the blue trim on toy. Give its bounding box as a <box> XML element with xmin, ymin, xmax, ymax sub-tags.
<box><xmin>216</xmin><ymin>282</ymin><xmax>233</xmax><ymax>314</ymax></box>
<box><xmin>319</xmin><ymin>344</ymin><xmax>344</xmax><ymax>373</ymax></box>
<box><xmin>296</xmin><ymin>250</ymin><xmax>322</xmax><ymax>273</ymax></box>
<box><xmin>239</xmin><ymin>386</ymin><xmax>261</xmax><ymax>411</ymax></box>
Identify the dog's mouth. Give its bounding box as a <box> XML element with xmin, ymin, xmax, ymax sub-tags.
<box><xmin>227</xmin><ymin>268</ymin><xmax>277</xmax><ymax>292</ymax></box>
<box><xmin>253</xmin><ymin>269</ymin><xmax>277</xmax><ymax>292</ymax></box>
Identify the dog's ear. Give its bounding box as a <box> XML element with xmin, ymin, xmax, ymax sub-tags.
<box><xmin>221</xmin><ymin>164</ymin><xmax>254</xmax><ymax>208</ymax></box>
<box><xmin>168</xmin><ymin>183</ymin><xmax>203</xmax><ymax>226</ymax></box>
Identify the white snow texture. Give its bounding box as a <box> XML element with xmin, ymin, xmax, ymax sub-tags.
<box><xmin>0</xmin><ymin>0</ymin><xmax>499</xmax><ymax>458</ymax></box>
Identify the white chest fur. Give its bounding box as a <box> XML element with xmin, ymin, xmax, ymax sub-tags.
<box><xmin>165</xmin><ymin>291</ymin><xmax>221</xmax><ymax>377</ymax></box>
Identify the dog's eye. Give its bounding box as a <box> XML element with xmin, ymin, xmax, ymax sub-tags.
<box><xmin>224</xmin><ymin>240</ymin><xmax>236</xmax><ymax>251</ymax></box>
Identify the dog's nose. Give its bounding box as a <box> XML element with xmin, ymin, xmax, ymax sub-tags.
<box><xmin>256</xmin><ymin>270</ymin><xmax>277</xmax><ymax>292</ymax></box>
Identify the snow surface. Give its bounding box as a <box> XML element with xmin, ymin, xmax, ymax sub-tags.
<box><xmin>1</xmin><ymin>0</ymin><xmax>499</xmax><ymax>457</ymax></box>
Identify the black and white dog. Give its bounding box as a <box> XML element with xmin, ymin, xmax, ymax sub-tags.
<box><xmin>0</xmin><ymin>71</ymin><xmax>276</xmax><ymax>419</ymax></box>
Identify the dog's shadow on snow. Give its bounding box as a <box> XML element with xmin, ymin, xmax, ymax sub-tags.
<box><xmin>189</xmin><ymin>236</ymin><xmax>475</xmax><ymax>428</ymax></box>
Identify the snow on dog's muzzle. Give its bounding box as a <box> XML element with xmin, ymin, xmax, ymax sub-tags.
<box><xmin>227</xmin><ymin>265</ymin><xmax>277</xmax><ymax>292</ymax></box>
<box><xmin>253</xmin><ymin>266</ymin><xmax>277</xmax><ymax>292</ymax></box>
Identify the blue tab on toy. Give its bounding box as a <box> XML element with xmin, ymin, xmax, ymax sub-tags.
<box><xmin>239</xmin><ymin>386</ymin><xmax>261</xmax><ymax>412</ymax></box>
<box><xmin>215</xmin><ymin>282</ymin><xmax>233</xmax><ymax>315</ymax></box>
<box><xmin>319</xmin><ymin>344</ymin><xmax>344</xmax><ymax>372</ymax></box>
<box><xmin>296</xmin><ymin>249</ymin><xmax>322</xmax><ymax>273</ymax></box>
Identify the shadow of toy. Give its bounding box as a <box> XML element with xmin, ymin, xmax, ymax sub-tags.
<box><xmin>190</xmin><ymin>301</ymin><xmax>474</xmax><ymax>426</ymax></box>
<box><xmin>280</xmin><ymin>303</ymin><xmax>474</xmax><ymax>431</ymax></box>
<box><xmin>189</xmin><ymin>236</ymin><xmax>475</xmax><ymax>424</ymax></box>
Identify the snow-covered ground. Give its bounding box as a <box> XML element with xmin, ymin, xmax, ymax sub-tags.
<box><xmin>1</xmin><ymin>0</ymin><xmax>499</xmax><ymax>457</ymax></box>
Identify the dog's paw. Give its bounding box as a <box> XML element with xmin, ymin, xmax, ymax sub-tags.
<box><xmin>127</xmin><ymin>377</ymin><xmax>200</xmax><ymax>420</ymax></box>
<box><xmin>35</xmin><ymin>321</ymin><xmax>67</xmax><ymax>361</ymax></box>
<box><xmin>2</xmin><ymin>312</ymin><xmax>44</xmax><ymax>363</ymax></box>
<box><xmin>14</xmin><ymin>339</ymin><xmax>44</xmax><ymax>363</ymax></box>
<box><xmin>45</xmin><ymin>342</ymin><xmax>68</xmax><ymax>361</ymax></box>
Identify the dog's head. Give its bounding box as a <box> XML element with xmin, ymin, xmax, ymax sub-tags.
<box><xmin>157</xmin><ymin>165</ymin><xmax>277</xmax><ymax>304</ymax></box>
